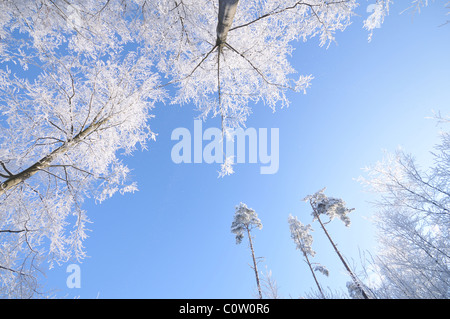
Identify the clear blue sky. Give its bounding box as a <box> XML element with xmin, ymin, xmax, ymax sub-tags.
<box><xmin>43</xmin><ymin>2</ymin><xmax>450</xmax><ymax>298</ymax></box>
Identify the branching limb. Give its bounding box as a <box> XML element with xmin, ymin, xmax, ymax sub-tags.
<box><xmin>224</xmin><ymin>42</ymin><xmax>292</xmax><ymax>90</ymax></box>
<box><xmin>230</xmin><ymin>0</ymin><xmax>351</xmax><ymax>32</ymax></box>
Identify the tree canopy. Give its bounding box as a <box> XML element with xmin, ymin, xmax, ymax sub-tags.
<box><xmin>0</xmin><ymin>0</ymin><xmax>448</xmax><ymax>298</ymax></box>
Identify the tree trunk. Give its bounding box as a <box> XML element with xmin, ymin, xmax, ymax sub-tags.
<box><xmin>314</xmin><ymin>211</ymin><xmax>370</xmax><ymax>299</ymax></box>
<box><xmin>216</xmin><ymin>0</ymin><xmax>239</xmax><ymax>45</ymax></box>
<box><xmin>247</xmin><ymin>227</ymin><xmax>263</xmax><ymax>299</ymax></box>
<box><xmin>303</xmin><ymin>251</ymin><xmax>326</xmax><ymax>299</ymax></box>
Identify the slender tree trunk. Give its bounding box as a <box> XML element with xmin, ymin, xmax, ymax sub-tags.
<box><xmin>247</xmin><ymin>227</ymin><xmax>263</xmax><ymax>299</ymax></box>
<box><xmin>313</xmin><ymin>207</ymin><xmax>370</xmax><ymax>299</ymax></box>
<box><xmin>216</xmin><ymin>0</ymin><xmax>239</xmax><ymax>46</ymax></box>
<box><xmin>303</xmin><ymin>252</ymin><xmax>326</xmax><ymax>299</ymax></box>
<box><xmin>0</xmin><ymin>118</ymin><xmax>108</xmax><ymax>196</ymax></box>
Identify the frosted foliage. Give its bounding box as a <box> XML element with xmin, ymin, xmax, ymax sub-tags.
<box><xmin>218</xmin><ymin>156</ymin><xmax>235</xmax><ymax>178</ymax></box>
<box><xmin>0</xmin><ymin>54</ymin><xmax>161</xmax><ymax>296</ymax></box>
<box><xmin>288</xmin><ymin>214</ymin><xmax>315</xmax><ymax>257</ymax></box>
<box><xmin>143</xmin><ymin>0</ymin><xmax>358</xmax><ymax>130</ymax></box>
<box><xmin>371</xmin><ymin>206</ymin><xmax>450</xmax><ymax>298</ymax></box>
<box><xmin>346</xmin><ymin>281</ymin><xmax>365</xmax><ymax>299</ymax></box>
<box><xmin>363</xmin><ymin>1</ymin><xmax>449</xmax><ymax>41</ymax></box>
<box><xmin>363</xmin><ymin>0</ymin><xmax>392</xmax><ymax>41</ymax></box>
<box><xmin>231</xmin><ymin>203</ymin><xmax>262</xmax><ymax>244</ymax></box>
<box><xmin>303</xmin><ymin>188</ymin><xmax>354</xmax><ymax>226</ymax></box>
<box><xmin>359</xmin><ymin>147</ymin><xmax>450</xmax><ymax>227</ymax></box>
<box><xmin>0</xmin><ymin>1</ymin><xmax>165</xmax><ymax>296</ymax></box>
<box><xmin>314</xmin><ymin>264</ymin><xmax>329</xmax><ymax>277</ymax></box>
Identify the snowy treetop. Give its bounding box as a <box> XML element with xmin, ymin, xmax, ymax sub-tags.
<box><xmin>288</xmin><ymin>214</ymin><xmax>315</xmax><ymax>257</ymax></box>
<box><xmin>303</xmin><ymin>188</ymin><xmax>354</xmax><ymax>227</ymax></box>
<box><xmin>231</xmin><ymin>202</ymin><xmax>262</xmax><ymax>244</ymax></box>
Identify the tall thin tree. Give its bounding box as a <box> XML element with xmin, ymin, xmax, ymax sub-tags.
<box><xmin>304</xmin><ymin>188</ymin><xmax>370</xmax><ymax>299</ymax></box>
<box><xmin>231</xmin><ymin>202</ymin><xmax>263</xmax><ymax>299</ymax></box>
<box><xmin>288</xmin><ymin>214</ymin><xmax>329</xmax><ymax>299</ymax></box>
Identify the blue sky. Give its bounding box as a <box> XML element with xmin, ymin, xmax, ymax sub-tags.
<box><xmin>43</xmin><ymin>2</ymin><xmax>450</xmax><ymax>298</ymax></box>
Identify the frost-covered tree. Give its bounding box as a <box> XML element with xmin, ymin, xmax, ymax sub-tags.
<box><xmin>260</xmin><ymin>266</ymin><xmax>281</xmax><ymax>299</ymax></box>
<box><xmin>0</xmin><ymin>1</ymin><xmax>167</xmax><ymax>297</ymax></box>
<box><xmin>358</xmin><ymin>117</ymin><xmax>450</xmax><ymax>299</ymax></box>
<box><xmin>288</xmin><ymin>214</ymin><xmax>328</xmax><ymax>298</ymax></box>
<box><xmin>231</xmin><ymin>202</ymin><xmax>263</xmax><ymax>299</ymax></box>
<box><xmin>303</xmin><ymin>188</ymin><xmax>369</xmax><ymax>299</ymax></box>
